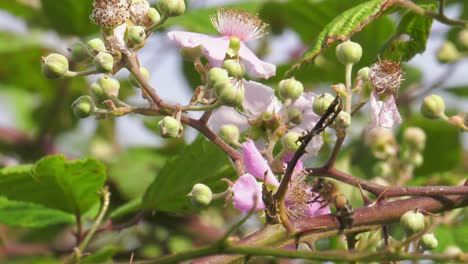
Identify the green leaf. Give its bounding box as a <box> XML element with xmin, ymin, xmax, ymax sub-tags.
<box><xmin>142</xmin><ymin>136</ymin><xmax>236</xmax><ymax>213</ymax></box>
<box><xmin>445</xmin><ymin>86</ymin><xmax>468</xmax><ymax>98</ymax></box>
<box><xmin>287</xmin><ymin>0</ymin><xmax>395</xmax><ymax>76</ymax></box>
<box><xmin>0</xmin><ymin>155</ymin><xmax>106</xmax><ymax>215</ymax></box>
<box><xmin>81</xmin><ymin>246</ymin><xmax>119</xmax><ymax>264</ymax></box>
<box><xmin>382</xmin><ymin>4</ymin><xmax>435</xmax><ymax>61</ymax></box>
<box><xmin>0</xmin><ymin>197</ymin><xmax>75</xmax><ymax>228</ymax></box>
<box><xmin>40</xmin><ymin>0</ymin><xmax>97</xmax><ymax>36</ymax></box>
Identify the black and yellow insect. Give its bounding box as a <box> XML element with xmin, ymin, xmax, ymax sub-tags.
<box><xmin>309</xmin><ymin>177</ymin><xmax>354</xmax><ymax>229</ymax></box>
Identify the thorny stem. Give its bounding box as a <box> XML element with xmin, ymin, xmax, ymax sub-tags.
<box><xmin>394</xmin><ymin>0</ymin><xmax>468</xmax><ymax>27</ymax></box>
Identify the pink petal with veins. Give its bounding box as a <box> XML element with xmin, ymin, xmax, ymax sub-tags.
<box><xmin>232</xmin><ymin>174</ymin><xmax>265</xmax><ymax>213</ymax></box>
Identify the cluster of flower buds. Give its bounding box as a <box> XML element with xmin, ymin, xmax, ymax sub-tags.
<box><xmin>400</xmin><ymin>210</ymin><xmax>439</xmax><ymax>251</ymax></box>
<box><xmin>400</xmin><ymin>127</ymin><xmax>426</xmax><ymax>167</ymax></box>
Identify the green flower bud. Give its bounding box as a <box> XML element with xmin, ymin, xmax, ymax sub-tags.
<box><xmin>372</xmin><ymin>161</ymin><xmax>392</xmax><ymax>177</ymax></box>
<box><xmin>72</xmin><ymin>96</ymin><xmax>95</xmax><ymax>118</ymax></box>
<box><xmin>436</xmin><ymin>41</ymin><xmax>460</xmax><ymax>63</ymax></box>
<box><xmin>313</xmin><ymin>93</ymin><xmax>334</xmax><ymax>116</ymax></box>
<box><xmin>287</xmin><ymin>108</ymin><xmax>302</xmax><ymax>125</ymax></box>
<box><xmin>94</xmin><ymin>52</ymin><xmax>114</xmax><ymax>73</ymax></box>
<box><xmin>444</xmin><ymin>246</ymin><xmax>462</xmax><ymax>255</ymax></box>
<box><xmin>90</xmin><ymin>82</ymin><xmax>106</xmax><ymax>103</ymax></box>
<box><xmin>403</xmin><ymin>127</ymin><xmax>426</xmax><ymax>151</ymax></box>
<box><xmin>358</xmin><ymin>67</ymin><xmax>370</xmax><ymax>81</ymax></box>
<box><xmin>207</xmin><ymin>67</ymin><xmax>229</xmax><ymax>89</ymax></box>
<box><xmin>41</xmin><ymin>54</ymin><xmax>69</xmax><ymax>79</ymax></box>
<box><xmin>128</xmin><ymin>26</ymin><xmax>146</xmax><ymax>45</ymax></box>
<box><xmin>421</xmin><ymin>94</ymin><xmax>445</xmax><ymax>119</ymax></box>
<box><xmin>406</xmin><ymin>152</ymin><xmax>423</xmax><ymax>167</ymax></box>
<box><xmin>278</xmin><ymin>78</ymin><xmax>304</xmax><ymax>101</ymax></box>
<box><xmin>336</xmin><ymin>40</ymin><xmax>362</xmax><ymax>65</ymax></box>
<box><xmin>421</xmin><ymin>233</ymin><xmax>438</xmax><ymax>250</ymax></box>
<box><xmin>458</xmin><ymin>29</ymin><xmax>468</xmax><ymax>48</ymax></box>
<box><xmin>147</xmin><ymin>7</ymin><xmax>161</xmax><ymax>25</ymax></box>
<box><xmin>97</xmin><ymin>76</ymin><xmax>120</xmax><ymax>98</ymax></box>
<box><xmin>158</xmin><ymin>116</ymin><xmax>181</xmax><ymax>138</ymax></box>
<box><xmin>222</xmin><ymin>59</ymin><xmax>245</xmax><ymax>78</ymax></box>
<box><xmin>70</xmin><ymin>42</ymin><xmax>90</xmax><ymax>62</ymax></box>
<box><xmin>129</xmin><ymin>67</ymin><xmax>150</xmax><ymax>87</ymax></box>
<box><xmin>180</xmin><ymin>46</ymin><xmax>203</xmax><ymax>61</ymax></box>
<box><xmin>365</xmin><ymin>127</ymin><xmax>397</xmax><ymax>160</ymax></box>
<box><xmin>282</xmin><ymin>132</ymin><xmax>301</xmax><ymax>152</ymax></box>
<box><xmin>335</xmin><ymin>111</ymin><xmax>351</xmax><ymax>128</ymax></box>
<box><xmin>219</xmin><ymin>124</ymin><xmax>240</xmax><ymax>146</ymax></box>
<box><xmin>188</xmin><ymin>183</ymin><xmax>212</xmax><ymax>207</ymax></box>
<box><xmin>218</xmin><ymin>82</ymin><xmax>244</xmax><ymax>107</ymax></box>
<box><xmin>86</xmin><ymin>38</ymin><xmax>106</xmax><ymax>56</ymax></box>
<box><xmin>331</xmin><ymin>83</ymin><xmax>346</xmax><ymax>97</ymax></box>
<box><xmin>400</xmin><ymin>211</ymin><xmax>425</xmax><ymax>234</ymax></box>
<box><xmin>158</xmin><ymin>0</ymin><xmax>185</xmax><ymax>17</ymax></box>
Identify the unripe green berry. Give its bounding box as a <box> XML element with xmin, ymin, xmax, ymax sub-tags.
<box><xmin>222</xmin><ymin>59</ymin><xmax>245</xmax><ymax>78</ymax></box>
<box><xmin>90</xmin><ymin>82</ymin><xmax>106</xmax><ymax>102</ymax></box>
<box><xmin>94</xmin><ymin>52</ymin><xmax>114</xmax><ymax>73</ymax></box>
<box><xmin>129</xmin><ymin>26</ymin><xmax>146</xmax><ymax>45</ymax></box>
<box><xmin>188</xmin><ymin>183</ymin><xmax>212</xmax><ymax>207</ymax></box>
<box><xmin>421</xmin><ymin>94</ymin><xmax>445</xmax><ymax>119</ymax></box>
<box><xmin>72</xmin><ymin>96</ymin><xmax>95</xmax><ymax>118</ymax></box>
<box><xmin>42</xmin><ymin>54</ymin><xmax>69</xmax><ymax>79</ymax></box>
<box><xmin>218</xmin><ymin>82</ymin><xmax>244</xmax><ymax>107</ymax></box>
<box><xmin>70</xmin><ymin>42</ymin><xmax>90</xmax><ymax>62</ymax></box>
<box><xmin>97</xmin><ymin>76</ymin><xmax>120</xmax><ymax>98</ymax></box>
<box><xmin>287</xmin><ymin>108</ymin><xmax>302</xmax><ymax>125</ymax></box>
<box><xmin>147</xmin><ymin>7</ymin><xmax>161</xmax><ymax>25</ymax></box>
<box><xmin>313</xmin><ymin>93</ymin><xmax>334</xmax><ymax>116</ymax></box>
<box><xmin>207</xmin><ymin>67</ymin><xmax>229</xmax><ymax>89</ymax></box>
<box><xmin>335</xmin><ymin>111</ymin><xmax>351</xmax><ymax>128</ymax></box>
<box><xmin>400</xmin><ymin>211</ymin><xmax>425</xmax><ymax>234</ymax></box>
<box><xmin>403</xmin><ymin>127</ymin><xmax>426</xmax><ymax>151</ymax></box>
<box><xmin>219</xmin><ymin>124</ymin><xmax>240</xmax><ymax>146</ymax></box>
<box><xmin>129</xmin><ymin>67</ymin><xmax>150</xmax><ymax>87</ymax></box>
<box><xmin>180</xmin><ymin>46</ymin><xmax>203</xmax><ymax>61</ymax></box>
<box><xmin>372</xmin><ymin>161</ymin><xmax>392</xmax><ymax>177</ymax></box>
<box><xmin>282</xmin><ymin>132</ymin><xmax>301</xmax><ymax>152</ymax></box>
<box><xmin>158</xmin><ymin>0</ymin><xmax>185</xmax><ymax>17</ymax></box>
<box><xmin>421</xmin><ymin>233</ymin><xmax>438</xmax><ymax>250</ymax></box>
<box><xmin>408</xmin><ymin>152</ymin><xmax>424</xmax><ymax>167</ymax></box>
<box><xmin>86</xmin><ymin>38</ymin><xmax>106</xmax><ymax>56</ymax></box>
<box><xmin>458</xmin><ymin>29</ymin><xmax>468</xmax><ymax>48</ymax></box>
<box><xmin>336</xmin><ymin>40</ymin><xmax>362</xmax><ymax>65</ymax></box>
<box><xmin>278</xmin><ymin>78</ymin><xmax>304</xmax><ymax>101</ymax></box>
<box><xmin>437</xmin><ymin>41</ymin><xmax>460</xmax><ymax>63</ymax></box>
<box><xmin>158</xmin><ymin>116</ymin><xmax>181</xmax><ymax>138</ymax></box>
<box><xmin>358</xmin><ymin>67</ymin><xmax>370</xmax><ymax>81</ymax></box>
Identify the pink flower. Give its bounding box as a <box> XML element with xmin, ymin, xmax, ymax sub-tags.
<box><xmin>370</xmin><ymin>91</ymin><xmax>402</xmax><ymax>128</ymax></box>
<box><xmin>232</xmin><ymin>140</ymin><xmax>330</xmax><ymax>217</ymax></box>
<box><xmin>168</xmin><ymin>9</ymin><xmax>276</xmax><ymax>79</ymax></box>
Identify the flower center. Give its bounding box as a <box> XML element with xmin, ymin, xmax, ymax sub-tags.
<box><xmin>210</xmin><ymin>8</ymin><xmax>268</xmax><ymax>42</ymax></box>
<box><xmin>91</xmin><ymin>0</ymin><xmax>130</xmax><ymax>28</ymax></box>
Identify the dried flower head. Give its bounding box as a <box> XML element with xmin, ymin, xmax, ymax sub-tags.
<box><xmin>129</xmin><ymin>0</ymin><xmax>150</xmax><ymax>25</ymax></box>
<box><xmin>210</xmin><ymin>8</ymin><xmax>268</xmax><ymax>42</ymax></box>
<box><xmin>91</xmin><ymin>0</ymin><xmax>130</xmax><ymax>28</ymax></box>
<box><xmin>369</xmin><ymin>59</ymin><xmax>404</xmax><ymax>95</ymax></box>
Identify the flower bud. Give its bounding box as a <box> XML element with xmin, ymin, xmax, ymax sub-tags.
<box><xmin>128</xmin><ymin>26</ymin><xmax>146</xmax><ymax>45</ymax></box>
<box><xmin>313</xmin><ymin>93</ymin><xmax>334</xmax><ymax>116</ymax></box>
<box><xmin>158</xmin><ymin>0</ymin><xmax>185</xmax><ymax>17</ymax></box>
<box><xmin>282</xmin><ymin>132</ymin><xmax>301</xmax><ymax>152</ymax></box>
<box><xmin>358</xmin><ymin>67</ymin><xmax>370</xmax><ymax>81</ymax></box>
<box><xmin>436</xmin><ymin>41</ymin><xmax>460</xmax><ymax>63</ymax></box>
<box><xmin>421</xmin><ymin>233</ymin><xmax>438</xmax><ymax>250</ymax></box>
<box><xmin>97</xmin><ymin>76</ymin><xmax>120</xmax><ymax>98</ymax></box>
<box><xmin>222</xmin><ymin>59</ymin><xmax>245</xmax><ymax>78</ymax></box>
<box><xmin>219</xmin><ymin>124</ymin><xmax>240</xmax><ymax>146</ymax></box>
<box><xmin>335</xmin><ymin>111</ymin><xmax>351</xmax><ymax>128</ymax></box>
<box><xmin>207</xmin><ymin>67</ymin><xmax>229</xmax><ymax>88</ymax></box>
<box><xmin>365</xmin><ymin>127</ymin><xmax>397</xmax><ymax>160</ymax></box>
<box><xmin>130</xmin><ymin>0</ymin><xmax>150</xmax><ymax>25</ymax></box>
<box><xmin>458</xmin><ymin>29</ymin><xmax>468</xmax><ymax>48</ymax></box>
<box><xmin>287</xmin><ymin>108</ymin><xmax>302</xmax><ymax>125</ymax></box>
<box><xmin>90</xmin><ymin>82</ymin><xmax>106</xmax><ymax>103</ymax></box>
<box><xmin>129</xmin><ymin>67</ymin><xmax>150</xmax><ymax>87</ymax></box>
<box><xmin>158</xmin><ymin>116</ymin><xmax>181</xmax><ymax>138</ymax></box>
<box><xmin>72</xmin><ymin>96</ymin><xmax>95</xmax><ymax>118</ymax></box>
<box><xmin>406</xmin><ymin>152</ymin><xmax>423</xmax><ymax>167</ymax></box>
<box><xmin>86</xmin><ymin>38</ymin><xmax>106</xmax><ymax>56</ymax></box>
<box><xmin>403</xmin><ymin>127</ymin><xmax>426</xmax><ymax>151</ymax></box>
<box><xmin>42</xmin><ymin>54</ymin><xmax>69</xmax><ymax>79</ymax></box>
<box><xmin>278</xmin><ymin>78</ymin><xmax>304</xmax><ymax>101</ymax></box>
<box><xmin>188</xmin><ymin>183</ymin><xmax>212</xmax><ymax>207</ymax></box>
<box><xmin>331</xmin><ymin>83</ymin><xmax>346</xmax><ymax>97</ymax></box>
<box><xmin>444</xmin><ymin>246</ymin><xmax>462</xmax><ymax>255</ymax></box>
<box><xmin>448</xmin><ymin>115</ymin><xmax>464</xmax><ymax>129</ymax></box>
<box><xmin>400</xmin><ymin>211</ymin><xmax>425</xmax><ymax>234</ymax></box>
<box><xmin>94</xmin><ymin>52</ymin><xmax>114</xmax><ymax>73</ymax></box>
<box><xmin>218</xmin><ymin>82</ymin><xmax>244</xmax><ymax>107</ymax></box>
<box><xmin>70</xmin><ymin>42</ymin><xmax>90</xmax><ymax>62</ymax></box>
<box><xmin>372</xmin><ymin>161</ymin><xmax>392</xmax><ymax>177</ymax></box>
<box><xmin>421</xmin><ymin>94</ymin><xmax>445</xmax><ymax>119</ymax></box>
<box><xmin>180</xmin><ymin>46</ymin><xmax>203</xmax><ymax>61</ymax></box>
<box><xmin>335</xmin><ymin>40</ymin><xmax>362</xmax><ymax>65</ymax></box>
<box><xmin>147</xmin><ymin>7</ymin><xmax>161</xmax><ymax>25</ymax></box>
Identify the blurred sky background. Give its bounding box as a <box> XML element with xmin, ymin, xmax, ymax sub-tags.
<box><xmin>0</xmin><ymin>0</ymin><xmax>466</xmax><ymax>155</ymax></box>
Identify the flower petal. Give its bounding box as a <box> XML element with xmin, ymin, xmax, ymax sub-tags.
<box><xmin>242</xmin><ymin>139</ymin><xmax>279</xmax><ymax>186</ymax></box>
<box><xmin>243</xmin><ymin>81</ymin><xmax>280</xmax><ymax>117</ymax></box>
<box><xmin>232</xmin><ymin>174</ymin><xmax>265</xmax><ymax>213</ymax></box>
<box><xmin>207</xmin><ymin>106</ymin><xmax>249</xmax><ymax>134</ymax></box>
<box><xmin>305</xmin><ymin>198</ymin><xmax>331</xmax><ymax>217</ymax></box>
<box><xmin>291</xmin><ymin>92</ymin><xmax>321</xmax><ymax>132</ymax></box>
<box><xmin>370</xmin><ymin>92</ymin><xmax>402</xmax><ymax>128</ymax></box>
<box><xmin>239</xmin><ymin>43</ymin><xmax>276</xmax><ymax>79</ymax></box>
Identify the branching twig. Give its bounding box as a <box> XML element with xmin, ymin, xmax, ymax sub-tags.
<box><xmin>394</xmin><ymin>0</ymin><xmax>468</xmax><ymax>27</ymax></box>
